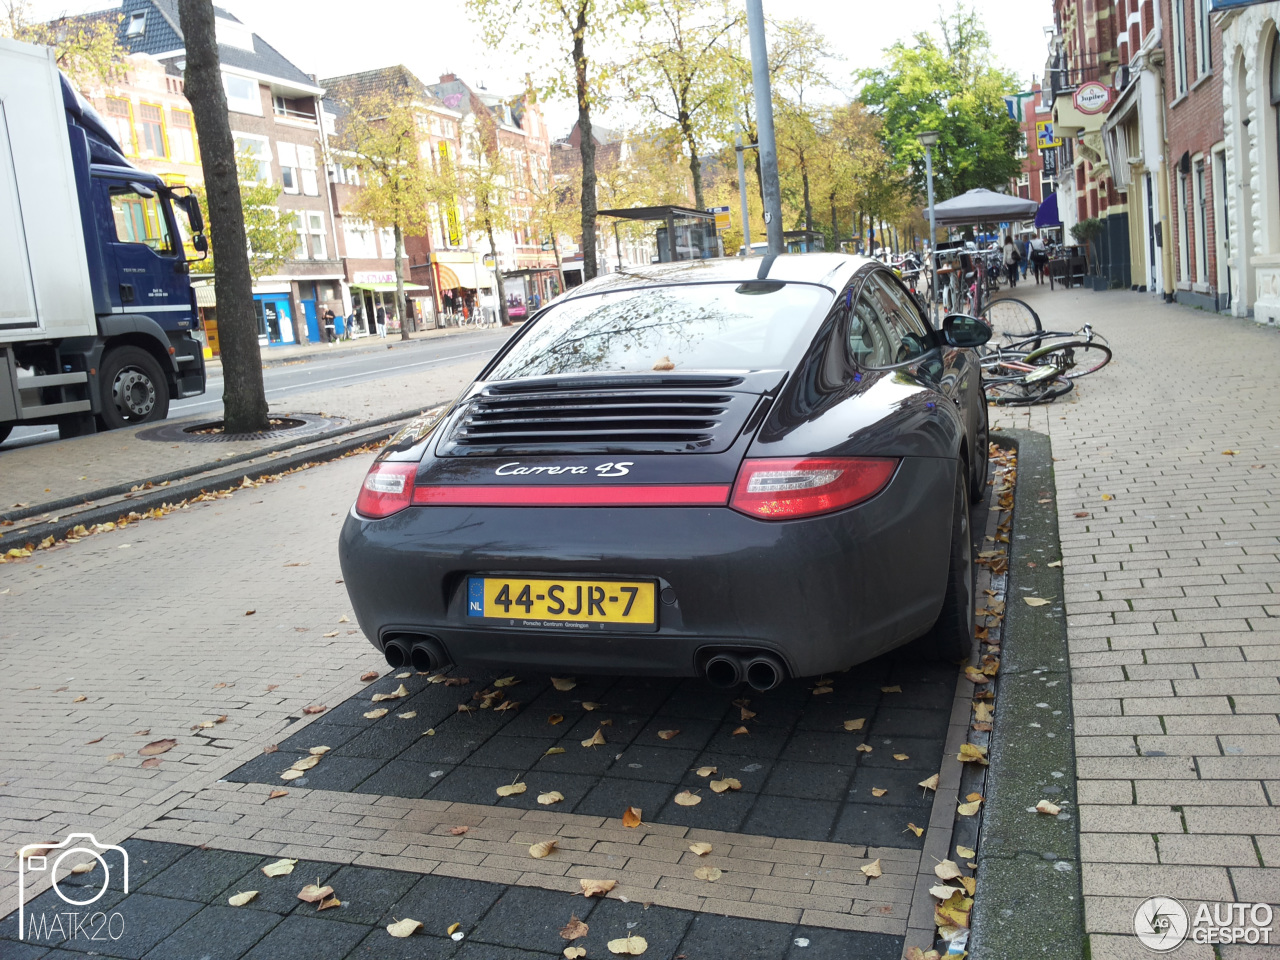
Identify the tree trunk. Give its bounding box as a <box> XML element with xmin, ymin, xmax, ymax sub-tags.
<box><xmin>178</xmin><ymin>0</ymin><xmax>267</xmax><ymax>434</ymax></box>
<box><xmin>682</xmin><ymin>117</ymin><xmax>703</xmax><ymax>212</ymax></box>
<box><xmin>573</xmin><ymin>3</ymin><xmax>597</xmax><ymax>282</ymax></box>
<box><xmin>488</xmin><ymin>222</ymin><xmax>510</xmax><ymax>326</ymax></box>
<box><xmin>551</xmin><ymin>233</ymin><xmax>566</xmax><ymax>297</ymax></box>
<box><xmin>829</xmin><ymin>193</ymin><xmax>837</xmax><ymax>251</ymax></box>
<box><xmin>801</xmin><ymin>159</ymin><xmax>812</xmax><ymax>234</ymax></box>
<box><xmin>394</xmin><ymin>223</ymin><xmax>409</xmax><ymax>341</ymax></box>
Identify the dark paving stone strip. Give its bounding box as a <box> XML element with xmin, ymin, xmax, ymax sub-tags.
<box><xmin>2</xmin><ymin>839</ymin><xmax>904</xmax><ymax>960</ymax></box>
<box><xmin>223</xmin><ymin>660</ymin><xmax>958</xmax><ymax>848</ymax></box>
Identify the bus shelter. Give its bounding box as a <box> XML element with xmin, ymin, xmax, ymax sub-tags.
<box><xmin>596</xmin><ymin>205</ymin><xmax>721</xmax><ymax>263</ymax></box>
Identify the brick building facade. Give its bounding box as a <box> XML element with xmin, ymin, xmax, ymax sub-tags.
<box><xmin>1158</xmin><ymin>0</ymin><xmax>1227</xmax><ymax>311</ymax></box>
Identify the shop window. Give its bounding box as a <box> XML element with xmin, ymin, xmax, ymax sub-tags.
<box><xmin>136</xmin><ymin>102</ymin><xmax>167</xmax><ymax>159</ymax></box>
<box><xmin>223</xmin><ymin>73</ymin><xmax>260</xmax><ymax>115</ymax></box>
<box><xmin>234</xmin><ymin>134</ymin><xmax>270</xmax><ymax>183</ymax></box>
<box><xmin>169</xmin><ymin>110</ymin><xmax>197</xmax><ymax>164</ymax></box>
<box><xmin>104</xmin><ymin>98</ymin><xmax>134</xmax><ymax>155</ymax></box>
<box><xmin>109</xmin><ymin>186</ymin><xmax>173</xmax><ymax>255</ymax></box>
<box><xmin>277</xmin><ymin>141</ymin><xmax>300</xmax><ymax>194</ymax></box>
<box><xmin>307</xmin><ymin>212</ymin><xmax>327</xmax><ymax>259</ymax></box>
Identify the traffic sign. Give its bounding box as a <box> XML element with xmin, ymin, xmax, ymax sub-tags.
<box><xmin>708</xmin><ymin>205</ymin><xmax>731</xmax><ymax>231</ymax></box>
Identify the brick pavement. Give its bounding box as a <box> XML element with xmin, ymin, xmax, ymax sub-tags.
<box><xmin>991</xmin><ymin>285</ymin><xmax>1280</xmax><ymax>958</ymax></box>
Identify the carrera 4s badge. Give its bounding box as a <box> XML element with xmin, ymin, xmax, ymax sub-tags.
<box><xmin>494</xmin><ymin>461</ymin><xmax>634</xmax><ymax>478</ymax></box>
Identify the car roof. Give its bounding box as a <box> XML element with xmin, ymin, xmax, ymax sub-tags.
<box><xmin>559</xmin><ymin>253</ymin><xmax>874</xmax><ymax>302</ymax></box>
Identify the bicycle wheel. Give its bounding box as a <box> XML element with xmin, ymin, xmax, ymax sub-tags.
<box><xmin>980</xmin><ymin>298</ymin><xmax>1042</xmax><ymax>349</ymax></box>
<box><xmin>1025</xmin><ymin>340</ymin><xmax>1112</xmax><ymax>379</ymax></box>
<box><xmin>985</xmin><ymin>375</ymin><xmax>1073</xmax><ymax>406</ymax></box>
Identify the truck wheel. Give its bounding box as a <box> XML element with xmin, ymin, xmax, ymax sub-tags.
<box><xmin>0</xmin><ymin>423</ymin><xmax>11</xmax><ymax>446</ymax></box>
<box><xmin>908</xmin><ymin>465</ymin><xmax>975</xmax><ymax>662</ymax></box>
<box><xmin>99</xmin><ymin>346</ymin><xmax>170</xmax><ymax>429</ymax></box>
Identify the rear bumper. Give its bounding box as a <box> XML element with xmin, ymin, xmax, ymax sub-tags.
<box><xmin>338</xmin><ymin>456</ymin><xmax>956</xmax><ymax>678</ymax></box>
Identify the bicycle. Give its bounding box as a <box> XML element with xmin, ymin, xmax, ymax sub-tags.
<box><xmin>981</xmin><ymin>324</ymin><xmax>1112</xmax><ymax>380</ymax></box>
<box><xmin>978</xmin><ymin>298</ymin><xmax>1043</xmax><ymax>352</ymax></box>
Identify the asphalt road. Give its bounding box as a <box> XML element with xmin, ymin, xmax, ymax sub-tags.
<box><xmin>0</xmin><ymin>328</ymin><xmax>514</xmax><ymax>450</ymax></box>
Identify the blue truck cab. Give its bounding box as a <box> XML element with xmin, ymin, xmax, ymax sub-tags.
<box><xmin>0</xmin><ymin>38</ymin><xmax>208</xmax><ymax>444</ymax></box>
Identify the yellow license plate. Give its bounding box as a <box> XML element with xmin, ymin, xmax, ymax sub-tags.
<box><xmin>467</xmin><ymin>577</ymin><xmax>656</xmax><ymax>629</ymax></box>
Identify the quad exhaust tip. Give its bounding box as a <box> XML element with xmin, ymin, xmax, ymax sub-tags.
<box><xmin>703</xmin><ymin>651</ymin><xmax>786</xmax><ymax>691</ymax></box>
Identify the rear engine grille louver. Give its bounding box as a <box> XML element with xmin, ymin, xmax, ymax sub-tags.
<box><xmin>440</xmin><ymin>383</ymin><xmax>753</xmax><ymax>455</ymax></box>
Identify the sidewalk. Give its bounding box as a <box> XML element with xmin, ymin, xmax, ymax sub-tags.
<box><xmin>991</xmin><ymin>282</ymin><xmax>1280</xmax><ymax>958</ymax></box>
<box><xmin>210</xmin><ymin>322</ymin><xmax>499</xmax><ymax>369</ymax></box>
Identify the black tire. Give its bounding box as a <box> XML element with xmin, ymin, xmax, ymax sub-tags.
<box><xmin>1026</xmin><ymin>340</ymin><xmax>1112</xmax><ymax>379</ymax></box>
<box><xmin>985</xmin><ymin>374</ymin><xmax>1073</xmax><ymax>406</ymax></box>
<box><xmin>980</xmin><ymin>298</ymin><xmax>1042</xmax><ymax>352</ymax></box>
<box><xmin>911</xmin><ymin>466</ymin><xmax>975</xmax><ymax>662</ymax></box>
<box><xmin>0</xmin><ymin>422</ymin><xmax>12</xmax><ymax>446</ymax></box>
<box><xmin>969</xmin><ymin>392</ymin><xmax>989</xmax><ymax>503</ymax></box>
<box><xmin>99</xmin><ymin>346</ymin><xmax>170</xmax><ymax>429</ymax></box>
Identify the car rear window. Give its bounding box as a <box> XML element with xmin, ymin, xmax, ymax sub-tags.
<box><xmin>486</xmin><ymin>282</ymin><xmax>831</xmax><ymax>380</ymax></box>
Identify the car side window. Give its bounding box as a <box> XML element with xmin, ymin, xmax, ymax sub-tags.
<box><xmin>867</xmin><ymin>273</ymin><xmax>931</xmax><ymax>365</ymax></box>
<box><xmin>848</xmin><ymin>283</ymin><xmax>895</xmax><ymax>368</ymax></box>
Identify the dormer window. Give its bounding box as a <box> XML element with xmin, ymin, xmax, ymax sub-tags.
<box><xmin>125</xmin><ymin>11</ymin><xmax>146</xmax><ymax>36</ymax></box>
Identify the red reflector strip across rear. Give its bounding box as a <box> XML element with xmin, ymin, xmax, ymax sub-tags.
<box><xmin>412</xmin><ymin>484</ymin><xmax>732</xmax><ymax>507</ymax></box>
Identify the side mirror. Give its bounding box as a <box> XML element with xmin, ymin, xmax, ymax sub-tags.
<box><xmin>942</xmin><ymin>313</ymin><xmax>992</xmax><ymax>348</ymax></box>
<box><xmin>183</xmin><ymin>194</ymin><xmax>205</xmax><ymax>233</ymax></box>
<box><xmin>192</xmin><ymin>234</ymin><xmax>208</xmax><ymax>254</ymax></box>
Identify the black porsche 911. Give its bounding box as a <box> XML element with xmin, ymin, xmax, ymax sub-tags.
<box><xmin>338</xmin><ymin>253</ymin><xmax>991</xmax><ymax>690</ymax></box>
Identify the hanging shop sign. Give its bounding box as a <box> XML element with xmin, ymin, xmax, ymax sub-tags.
<box><xmin>1074</xmin><ymin>82</ymin><xmax>1112</xmax><ymax>115</ymax></box>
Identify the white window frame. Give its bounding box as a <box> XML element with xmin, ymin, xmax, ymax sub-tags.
<box><xmin>1177</xmin><ymin>170</ymin><xmax>1190</xmax><ymax>281</ymax></box>
<box><xmin>233</xmin><ymin>132</ymin><xmax>271</xmax><ymax>185</ymax></box>
<box><xmin>288</xmin><ymin>211</ymin><xmax>306</xmax><ymax>260</ymax></box>
<box><xmin>222</xmin><ymin>72</ymin><xmax>261</xmax><ymax>116</ymax></box>
<box><xmin>298</xmin><ymin>145</ymin><xmax>319</xmax><ymax>196</ymax></box>
<box><xmin>307</xmin><ymin>212</ymin><xmax>327</xmax><ymax>259</ymax></box>
<box><xmin>343</xmin><ymin>218</ymin><xmax>377</xmax><ymax>258</ymax></box>
<box><xmin>1172</xmin><ymin>0</ymin><xmax>1189</xmax><ymax>96</ymax></box>
<box><xmin>1193</xmin><ymin>157</ymin><xmax>1208</xmax><ymax>282</ymax></box>
<box><xmin>276</xmin><ymin>141</ymin><xmax>299</xmax><ymax>194</ymax></box>
<box><xmin>378</xmin><ymin>226</ymin><xmax>397</xmax><ymax>258</ymax></box>
<box><xmin>126</xmin><ymin>11</ymin><xmax>146</xmax><ymax>36</ymax></box>
<box><xmin>1194</xmin><ymin>0</ymin><xmax>1212</xmax><ymax>77</ymax></box>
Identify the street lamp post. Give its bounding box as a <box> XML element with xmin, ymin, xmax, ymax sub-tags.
<box><xmin>918</xmin><ymin>130</ymin><xmax>941</xmax><ymax>324</ymax></box>
<box><xmin>746</xmin><ymin>0</ymin><xmax>783</xmax><ymax>256</ymax></box>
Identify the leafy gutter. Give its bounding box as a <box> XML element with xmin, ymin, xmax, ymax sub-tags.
<box><xmin>967</xmin><ymin>429</ymin><xmax>1086</xmax><ymax>959</ymax></box>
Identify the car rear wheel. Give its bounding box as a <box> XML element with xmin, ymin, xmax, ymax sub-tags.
<box><xmin>910</xmin><ymin>466</ymin><xmax>975</xmax><ymax>662</ymax></box>
<box><xmin>970</xmin><ymin>395</ymin><xmax>989</xmax><ymax>504</ymax></box>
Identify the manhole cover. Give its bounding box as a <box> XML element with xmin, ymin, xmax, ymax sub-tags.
<box><xmin>136</xmin><ymin>414</ymin><xmax>348</xmax><ymax>443</ymax></box>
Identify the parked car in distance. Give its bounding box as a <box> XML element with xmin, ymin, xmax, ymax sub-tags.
<box><xmin>339</xmin><ymin>254</ymin><xmax>990</xmax><ymax>690</ymax></box>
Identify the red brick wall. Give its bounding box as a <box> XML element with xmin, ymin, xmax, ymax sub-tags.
<box><xmin>1159</xmin><ymin>0</ymin><xmax>1225</xmax><ymax>295</ymax></box>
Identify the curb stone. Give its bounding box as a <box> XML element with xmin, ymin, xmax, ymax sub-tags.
<box><xmin>0</xmin><ymin>420</ymin><xmax>403</xmax><ymax>555</ymax></box>
<box><xmin>968</xmin><ymin>429</ymin><xmax>1085</xmax><ymax>959</ymax></box>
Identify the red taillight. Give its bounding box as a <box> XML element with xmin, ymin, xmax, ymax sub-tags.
<box><xmin>354</xmin><ymin>461</ymin><xmax>417</xmax><ymax>519</ymax></box>
<box><xmin>412</xmin><ymin>484</ymin><xmax>730</xmax><ymax>507</ymax></box>
<box><xmin>730</xmin><ymin>457</ymin><xmax>898</xmax><ymax>519</ymax></box>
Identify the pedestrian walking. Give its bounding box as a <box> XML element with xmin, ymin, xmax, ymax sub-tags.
<box><xmin>1002</xmin><ymin>235</ymin><xmax>1020</xmax><ymax>288</ymax></box>
<box><xmin>375</xmin><ymin>305</ymin><xmax>386</xmax><ymax>339</ymax></box>
<box><xmin>1020</xmin><ymin>236</ymin><xmax>1031</xmax><ymax>280</ymax></box>
<box><xmin>1029</xmin><ymin>233</ymin><xmax>1049</xmax><ymax>285</ymax></box>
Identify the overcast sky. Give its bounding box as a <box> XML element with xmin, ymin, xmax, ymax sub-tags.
<box><xmin>28</xmin><ymin>0</ymin><xmax>1054</xmax><ymax>135</ymax></box>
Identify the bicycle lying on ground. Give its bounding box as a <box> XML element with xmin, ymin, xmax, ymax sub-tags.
<box><xmin>980</xmin><ymin>320</ymin><xmax>1113</xmax><ymax>405</ymax></box>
